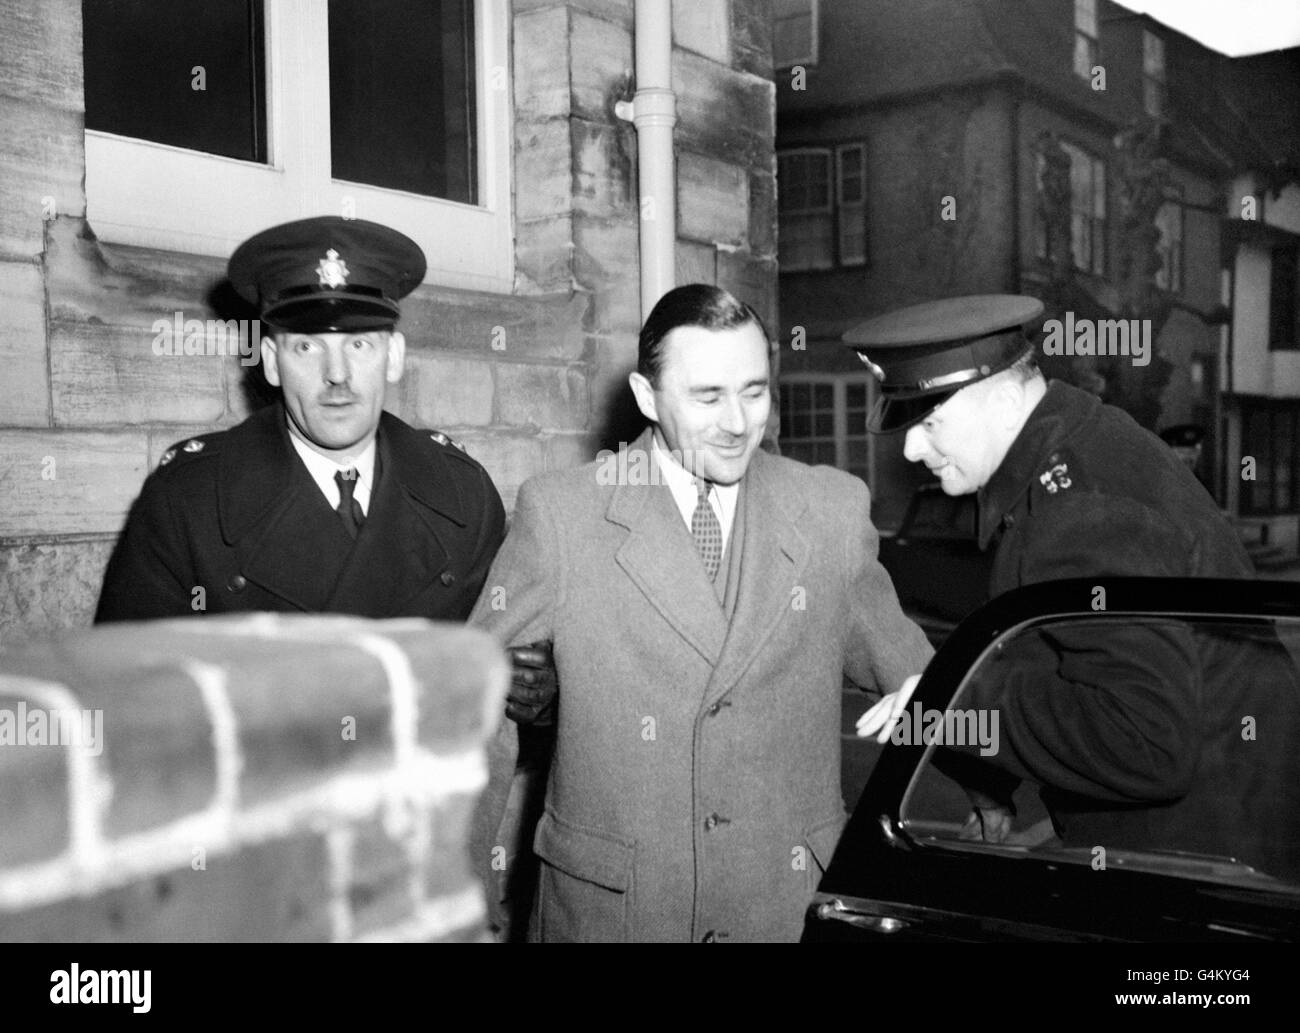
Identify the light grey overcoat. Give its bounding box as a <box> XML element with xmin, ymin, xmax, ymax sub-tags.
<box><xmin>470</xmin><ymin>429</ymin><xmax>932</xmax><ymax>942</ymax></box>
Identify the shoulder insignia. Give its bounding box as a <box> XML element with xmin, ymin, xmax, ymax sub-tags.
<box><xmin>430</xmin><ymin>430</ymin><xmax>467</xmax><ymax>454</ymax></box>
<box><xmin>1038</xmin><ymin>461</ymin><xmax>1072</xmax><ymax>494</ymax></box>
<box><xmin>183</xmin><ymin>439</ymin><xmax>205</xmax><ymax>453</ymax></box>
<box><xmin>159</xmin><ymin>448</ymin><xmax>177</xmax><ymax>467</ymax></box>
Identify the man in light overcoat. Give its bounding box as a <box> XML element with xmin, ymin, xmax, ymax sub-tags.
<box><xmin>471</xmin><ymin>285</ymin><xmax>932</xmax><ymax>942</ymax></box>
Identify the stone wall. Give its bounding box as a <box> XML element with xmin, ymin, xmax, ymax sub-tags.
<box><xmin>0</xmin><ymin>0</ymin><xmax>778</xmax><ymax>644</ymax></box>
<box><xmin>0</xmin><ymin>615</ymin><xmax>507</xmax><ymax>941</ymax></box>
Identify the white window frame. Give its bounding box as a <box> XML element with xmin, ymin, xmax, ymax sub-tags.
<box><xmin>778</xmin><ymin>372</ymin><xmax>876</xmax><ymax>482</ymax></box>
<box><xmin>1143</xmin><ymin>30</ymin><xmax>1167</xmax><ymax>118</ymax></box>
<box><xmin>836</xmin><ymin>143</ymin><xmax>867</xmax><ymax>268</ymax></box>
<box><xmin>1073</xmin><ymin>0</ymin><xmax>1098</xmax><ymax>80</ymax></box>
<box><xmin>83</xmin><ymin>0</ymin><xmax>513</xmax><ymax>293</ymax></box>
<box><xmin>778</xmin><ymin>147</ymin><xmax>834</xmax><ymax>272</ymax></box>
<box><xmin>773</xmin><ymin>0</ymin><xmax>820</xmax><ymax>69</ymax></box>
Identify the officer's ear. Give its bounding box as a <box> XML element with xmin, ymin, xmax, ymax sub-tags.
<box><xmin>628</xmin><ymin>370</ymin><xmax>659</xmax><ymax>425</ymax></box>
<box><xmin>385</xmin><ymin>331</ymin><xmax>406</xmax><ymax>384</ymax></box>
<box><xmin>261</xmin><ymin>335</ymin><xmax>283</xmax><ymax>387</ymax></box>
<box><xmin>988</xmin><ymin>373</ymin><xmax>1026</xmax><ymax>431</ymax></box>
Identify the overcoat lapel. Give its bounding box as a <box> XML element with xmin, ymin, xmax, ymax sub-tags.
<box><xmin>327</xmin><ymin>416</ymin><xmax>466</xmax><ymax>614</ymax></box>
<box><xmin>608</xmin><ymin>430</ymin><xmax>728</xmax><ymax>665</ymax></box>
<box><xmin>704</xmin><ymin>449</ymin><xmax>811</xmax><ymax>707</ymax></box>
<box><xmin>217</xmin><ymin>404</ymin><xmax>339</xmax><ymax>611</ymax></box>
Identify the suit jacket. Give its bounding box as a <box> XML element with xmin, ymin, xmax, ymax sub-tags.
<box><xmin>95</xmin><ymin>403</ymin><xmax>505</xmax><ymax>622</ymax></box>
<box><xmin>470</xmin><ymin>428</ymin><xmax>933</xmax><ymax>942</ymax></box>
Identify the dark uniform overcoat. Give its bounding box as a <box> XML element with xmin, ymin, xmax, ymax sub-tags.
<box><xmin>95</xmin><ymin>403</ymin><xmax>505</xmax><ymax>622</ymax></box>
<box><xmin>941</xmin><ymin>381</ymin><xmax>1300</xmax><ymax>880</ymax></box>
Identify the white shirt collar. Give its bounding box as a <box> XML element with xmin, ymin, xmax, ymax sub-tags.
<box><xmin>287</xmin><ymin>426</ymin><xmax>377</xmax><ymax>515</ymax></box>
<box><xmin>651</xmin><ymin>432</ymin><xmax>740</xmax><ymax>552</ymax></box>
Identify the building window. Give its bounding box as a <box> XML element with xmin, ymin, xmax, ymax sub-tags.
<box><xmin>836</xmin><ymin>144</ymin><xmax>867</xmax><ymax>267</ymax></box>
<box><xmin>83</xmin><ymin>0</ymin><xmax>268</xmax><ymax>162</ymax></box>
<box><xmin>1154</xmin><ymin>192</ymin><xmax>1183</xmax><ymax>293</ymax></box>
<box><xmin>1143</xmin><ymin>30</ymin><xmax>1167</xmax><ymax>118</ymax></box>
<box><xmin>1271</xmin><ymin>243</ymin><xmax>1300</xmax><ymax>350</ymax></box>
<box><xmin>81</xmin><ymin>0</ymin><xmax>512</xmax><ymax>292</ymax></box>
<box><xmin>778</xmin><ymin>375</ymin><xmax>874</xmax><ymax>482</ymax></box>
<box><xmin>1061</xmin><ymin>141</ymin><xmax>1106</xmax><ymax>275</ymax></box>
<box><xmin>773</xmin><ymin>0</ymin><xmax>819</xmax><ymax>69</ymax></box>
<box><xmin>1241</xmin><ymin>399</ymin><xmax>1300</xmax><ymax>515</ymax></box>
<box><xmin>1073</xmin><ymin>0</ymin><xmax>1099</xmax><ymax>80</ymax></box>
<box><xmin>778</xmin><ymin>145</ymin><xmax>867</xmax><ymax>271</ymax></box>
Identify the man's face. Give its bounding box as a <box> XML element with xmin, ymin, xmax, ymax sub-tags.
<box><xmin>630</xmin><ymin>321</ymin><xmax>771</xmax><ymax>485</ymax></box>
<box><xmin>902</xmin><ymin>380</ymin><xmax>1010</xmax><ymax>495</ymax></box>
<box><xmin>261</xmin><ymin>330</ymin><xmax>405</xmax><ymax>457</ymax></box>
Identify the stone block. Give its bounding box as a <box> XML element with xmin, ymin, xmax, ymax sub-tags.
<box><xmin>678</xmin><ymin>151</ymin><xmax>749</xmax><ymax>247</ymax></box>
<box><xmin>673</xmin><ymin>51</ymin><xmax>774</xmax><ymax>169</ymax></box>
<box><xmin>570</xmin><ymin>10</ymin><xmax>633</xmax><ymax>124</ymax></box>
<box><xmin>673</xmin><ymin>0</ymin><xmax>731</xmax><ymax>65</ymax></box>
<box><xmin>495</xmin><ymin>363</ymin><xmax>590</xmax><ymax>431</ymax></box>
<box><xmin>0</xmin><ymin>430</ymin><xmax>147</xmax><ymax>536</ymax></box>
<box><xmin>398</xmin><ymin>352</ymin><xmax>495</xmax><ymax>430</ymax></box>
<box><xmin>513</xmin><ymin>6</ymin><xmax>572</xmax><ymax>123</ymax></box>
<box><xmin>675</xmin><ymin>240</ymin><xmax>716</xmax><ymax>286</ymax></box>
<box><xmin>0</xmin><ymin>260</ymin><xmax>51</xmax><ymax>425</ymax></box>
<box><xmin>0</xmin><ymin>537</ymin><xmax>115</xmax><ymax>647</ymax></box>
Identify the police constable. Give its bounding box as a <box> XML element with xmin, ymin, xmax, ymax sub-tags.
<box><xmin>850</xmin><ymin>295</ymin><xmax>1300</xmax><ymax>880</ymax></box>
<box><xmin>95</xmin><ymin>217</ymin><xmax>554</xmax><ymax>724</ymax></box>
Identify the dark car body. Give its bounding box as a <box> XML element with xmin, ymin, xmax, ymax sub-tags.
<box><xmin>877</xmin><ymin>484</ymin><xmax>991</xmax><ymax>644</ymax></box>
<box><xmin>807</xmin><ymin>578</ymin><xmax>1300</xmax><ymax>942</ymax></box>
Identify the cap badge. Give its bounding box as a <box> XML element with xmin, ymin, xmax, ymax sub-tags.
<box><xmin>856</xmin><ymin>353</ymin><xmax>886</xmax><ymax>382</ymax></box>
<box><xmin>1039</xmin><ymin>462</ymin><xmax>1072</xmax><ymax>494</ymax></box>
<box><xmin>316</xmin><ymin>248</ymin><xmax>350</xmax><ymax>289</ymax></box>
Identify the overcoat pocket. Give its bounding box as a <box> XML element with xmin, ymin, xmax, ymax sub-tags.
<box><xmin>532</xmin><ymin>810</ymin><xmax>635</xmax><ymax>942</ymax></box>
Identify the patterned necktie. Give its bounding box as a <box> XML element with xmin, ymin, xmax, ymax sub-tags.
<box><xmin>334</xmin><ymin>468</ymin><xmax>364</xmax><ymax>539</ymax></box>
<box><xmin>691</xmin><ymin>477</ymin><xmax>722</xmax><ymax>580</ymax></box>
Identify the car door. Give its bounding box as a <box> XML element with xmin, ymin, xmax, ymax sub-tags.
<box><xmin>806</xmin><ymin>577</ymin><xmax>1300</xmax><ymax>942</ymax></box>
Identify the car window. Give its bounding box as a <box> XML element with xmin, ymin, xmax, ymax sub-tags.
<box><xmin>899</xmin><ymin>612</ymin><xmax>1300</xmax><ymax>891</ymax></box>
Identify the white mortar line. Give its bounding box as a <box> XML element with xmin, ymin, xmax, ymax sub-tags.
<box><xmin>0</xmin><ymin>747</ymin><xmax>485</xmax><ymax>911</ymax></box>
<box><xmin>324</xmin><ymin>825</ymin><xmax>355</xmax><ymax>943</ymax></box>
<box><xmin>0</xmin><ymin>675</ymin><xmax>111</xmax><ymax>869</ymax></box>
<box><xmin>176</xmin><ymin>659</ymin><xmax>242</xmax><ymax>826</ymax></box>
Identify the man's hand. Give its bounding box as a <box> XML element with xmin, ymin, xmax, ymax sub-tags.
<box><xmin>958</xmin><ymin>806</ymin><xmax>1014</xmax><ymax>844</ymax></box>
<box><xmin>855</xmin><ymin>673</ymin><xmax>921</xmax><ymax>744</ymax></box>
<box><xmin>505</xmin><ymin>642</ymin><xmax>557</xmax><ymax>726</ymax></box>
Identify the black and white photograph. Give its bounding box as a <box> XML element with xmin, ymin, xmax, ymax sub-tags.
<box><xmin>1</xmin><ymin>0</ymin><xmax>1298</xmax><ymax>1012</ymax></box>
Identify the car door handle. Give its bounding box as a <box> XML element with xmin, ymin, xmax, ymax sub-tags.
<box><xmin>815</xmin><ymin>898</ymin><xmax>911</xmax><ymax>934</ymax></box>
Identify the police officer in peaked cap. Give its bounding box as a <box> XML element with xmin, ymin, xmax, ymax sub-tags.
<box><xmin>97</xmin><ymin>217</ymin><xmax>555</xmax><ymax>727</ymax></box>
<box><xmin>850</xmin><ymin>295</ymin><xmax>1300</xmax><ymax>883</ymax></box>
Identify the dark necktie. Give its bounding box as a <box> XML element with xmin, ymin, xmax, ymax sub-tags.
<box><xmin>691</xmin><ymin>477</ymin><xmax>722</xmax><ymax>580</ymax></box>
<box><xmin>334</xmin><ymin>468</ymin><xmax>364</xmax><ymax>539</ymax></box>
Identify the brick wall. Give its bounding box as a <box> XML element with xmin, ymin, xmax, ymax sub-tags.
<box><xmin>0</xmin><ymin>615</ymin><xmax>508</xmax><ymax>941</ymax></box>
<box><xmin>0</xmin><ymin>0</ymin><xmax>778</xmax><ymax>643</ymax></box>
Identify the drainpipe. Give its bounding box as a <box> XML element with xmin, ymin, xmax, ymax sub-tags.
<box><xmin>615</xmin><ymin>0</ymin><xmax>677</xmax><ymax>320</ymax></box>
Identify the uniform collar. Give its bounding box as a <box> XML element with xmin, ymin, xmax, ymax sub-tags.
<box><xmin>218</xmin><ymin>403</ymin><xmax>466</xmax><ymax>543</ymax></box>
<box><xmin>976</xmin><ymin>381</ymin><xmax>1099</xmax><ymax>549</ymax></box>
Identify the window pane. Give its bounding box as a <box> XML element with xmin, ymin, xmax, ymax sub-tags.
<box><xmin>1276</xmin><ymin>409</ymin><xmax>1294</xmax><ymax>511</ymax></box>
<box><xmin>329</xmin><ymin>0</ymin><xmax>477</xmax><ymax>203</ymax></box>
<box><xmin>902</xmin><ymin>613</ymin><xmax>1300</xmax><ymax>886</ymax></box>
<box><xmin>83</xmin><ymin>0</ymin><xmax>267</xmax><ymax>162</ymax></box>
<box><xmin>847</xmin><ymin>383</ymin><xmax>866</xmax><ymax>412</ymax></box>
<box><xmin>773</xmin><ymin>0</ymin><xmax>815</xmax><ymax>67</ymax></box>
<box><xmin>779</xmin><ymin>213</ymin><xmax>834</xmax><ymax>270</ymax></box>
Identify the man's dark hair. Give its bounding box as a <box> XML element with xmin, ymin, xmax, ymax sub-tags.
<box><xmin>637</xmin><ymin>284</ymin><xmax>768</xmax><ymax>386</ymax></box>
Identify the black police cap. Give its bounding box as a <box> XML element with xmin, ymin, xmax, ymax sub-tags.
<box><xmin>228</xmin><ymin>216</ymin><xmax>426</xmax><ymax>333</ymax></box>
<box><xmin>843</xmin><ymin>295</ymin><xmax>1045</xmax><ymax>433</ymax></box>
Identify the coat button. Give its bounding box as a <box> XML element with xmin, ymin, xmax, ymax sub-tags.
<box><xmin>227</xmin><ymin>574</ymin><xmax>247</xmax><ymax>592</ymax></box>
<box><xmin>440</xmin><ymin>571</ymin><xmax>456</xmax><ymax>586</ymax></box>
<box><xmin>706</xmin><ymin>702</ymin><xmax>721</xmax><ymax>717</ymax></box>
<box><xmin>701</xmin><ymin>930</ymin><xmax>717</xmax><ymax>943</ymax></box>
<box><xmin>704</xmin><ymin>813</ymin><xmax>719</xmax><ymax>831</ymax></box>
<box><xmin>1003</xmin><ymin>513</ymin><xmax>1016</xmax><ymax>528</ymax></box>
